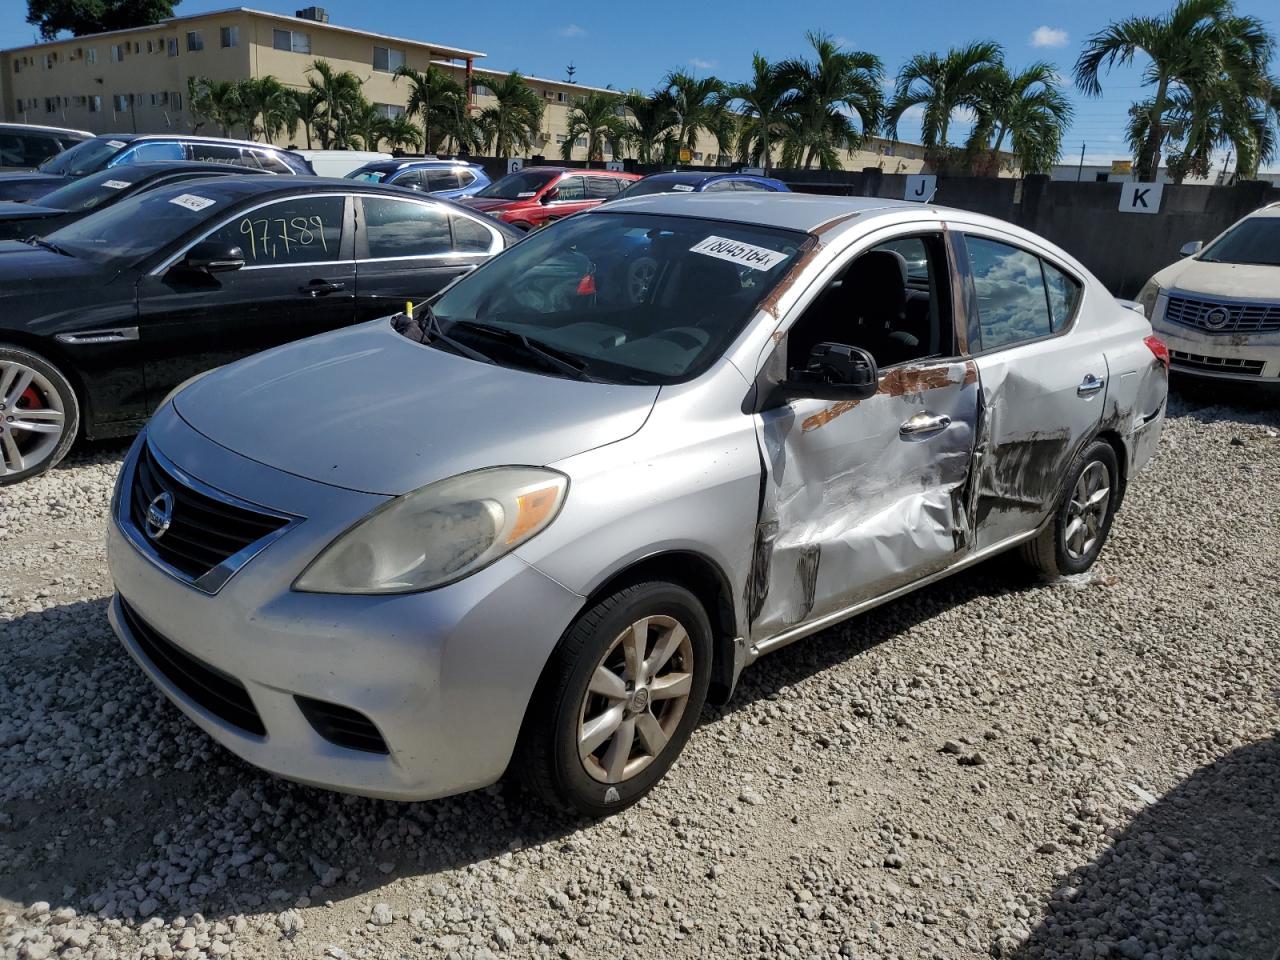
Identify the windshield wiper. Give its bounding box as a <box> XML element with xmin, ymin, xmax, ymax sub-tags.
<box><xmin>406</xmin><ymin>302</ymin><xmax>494</xmax><ymax>364</ymax></box>
<box><xmin>21</xmin><ymin>236</ymin><xmax>72</xmax><ymax>257</ymax></box>
<box><xmin>448</xmin><ymin>319</ymin><xmax>601</xmax><ymax>382</ymax></box>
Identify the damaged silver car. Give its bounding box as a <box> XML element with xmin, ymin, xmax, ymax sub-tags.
<box><xmin>106</xmin><ymin>193</ymin><xmax>1169</xmax><ymax>815</ymax></box>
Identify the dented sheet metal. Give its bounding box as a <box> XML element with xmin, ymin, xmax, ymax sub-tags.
<box><xmin>750</xmin><ymin>360</ymin><xmax>979</xmax><ymax>641</ymax></box>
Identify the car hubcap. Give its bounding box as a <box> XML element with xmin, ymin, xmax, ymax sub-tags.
<box><xmin>0</xmin><ymin>360</ymin><xmax>65</xmax><ymax>478</ymax></box>
<box><xmin>627</xmin><ymin>258</ymin><xmax>658</xmax><ymax>303</ymax></box>
<box><xmin>1064</xmin><ymin>460</ymin><xmax>1110</xmax><ymax>560</ymax></box>
<box><xmin>578</xmin><ymin>614</ymin><xmax>694</xmax><ymax>784</ymax></box>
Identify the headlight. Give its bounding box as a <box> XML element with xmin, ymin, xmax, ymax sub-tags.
<box><xmin>1136</xmin><ymin>279</ymin><xmax>1162</xmax><ymax>320</ymax></box>
<box><xmin>293</xmin><ymin>467</ymin><xmax>568</xmax><ymax>594</ymax></box>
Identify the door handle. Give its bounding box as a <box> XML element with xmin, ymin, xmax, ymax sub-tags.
<box><xmin>1077</xmin><ymin>374</ymin><xmax>1105</xmax><ymax>397</ymax></box>
<box><xmin>899</xmin><ymin>412</ymin><xmax>952</xmax><ymax>439</ymax></box>
<box><xmin>300</xmin><ymin>280</ymin><xmax>346</xmax><ymax>297</ymax></box>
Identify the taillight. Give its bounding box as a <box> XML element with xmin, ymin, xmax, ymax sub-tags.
<box><xmin>1144</xmin><ymin>335</ymin><xmax>1170</xmax><ymax>370</ymax></box>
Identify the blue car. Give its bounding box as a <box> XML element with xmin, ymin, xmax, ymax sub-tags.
<box><xmin>609</xmin><ymin>170</ymin><xmax>790</xmax><ymax>202</ymax></box>
<box><xmin>344</xmin><ymin>159</ymin><xmax>490</xmax><ymax>199</ymax></box>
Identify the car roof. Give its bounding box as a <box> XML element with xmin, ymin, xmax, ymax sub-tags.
<box><xmin>363</xmin><ymin>159</ymin><xmax>482</xmax><ymax>171</ymax></box>
<box><xmin>1249</xmin><ymin>203</ymin><xmax>1280</xmax><ymax>219</ymax></box>
<box><xmin>87</xmin><ymin>133</ymin><xmax>293</xmax><ymax>151</ymax></box>
<box><xmin>139</xmin><ymin>173</ymin><xmax>511</xmax><ymax>213</ymax></box>
<box><xmin>601</xmin><ymin>192</ymin><xmax>924</xmax><ymax>233</ymax></box>
<box><xmin>0</xmin><ymin>122</ymin><xmax>93</xmax><ymax>138</ymax></box>
<box><xmin>92</xmin><ymin>161</ymin><xmax>275</xmax><ymax>178</ymax></box>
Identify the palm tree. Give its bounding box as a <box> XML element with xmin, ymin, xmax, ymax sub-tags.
<box><xmin>967</xmin><ymin>63</ymin><xmax>1073</xmax><ymax>175</ymax></box>
<box><xmin>306</xmin><ymin>59</ymin><xmax>365</xmax><ymax>148</ymax></box>
<box><xmin>887</xmin><ymin>41</ymin><xmax>1004</xmax><ymax>161</ymax></box>
<box><xmin>727</xmin><ymin>54</ymin><xmax>796</xmax><ymax>173</ymax></box>
<box><xmin>395</xmin><ymin>64</ymin><xmax>467</xmax><ymax>154</ymax></box>
<box><xmin>777</xmin><ymin>32</ymin><xmax>883</xmax><ymax>169</ymax></box>
<box><xmin>187</xmin><ymin>76</ymin><xmax>244</xmax><ymax>138</ymax></box>
<box><xmin>382</xmin><ymin>114</ymin><xmax>423</xmax><ymax>152</ymax></box>
<box><xmin>476</xmin><ymin>71</ymin><xmax>543</xmax><ymax>158</ymax></box>
<box><xmin>562</xmin><ymin>91</ymin><xmax>628</xmax><ymax>161</ymax></box>
<box><xmin>1074</xmin><ymin>0</ymin><xmax>1273</xmax><ymax>181</ymax></box>
<box><xmin>289</xmin><ymin>87</ymin><xmax>323</xmax><ymax>149</ymax></box>
<box><xmin>622</xmin><ymin>89</ymin><xmax>676</xmax><ymax>163</ymax></box>
<box><xmin>663</xmin><ymin>70</ymin><xmax>732</xmax><ymax>160</ymax></box>
<box><xmin>236</xmin><ymin>76</ymin><xmax>295</xmax><ymax>142</ymax></box>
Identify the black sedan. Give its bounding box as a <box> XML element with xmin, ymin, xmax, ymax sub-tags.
<box><xmin>0</xmin><ymin>176</ymin><xmax>521</xmax><ymax>485</ymax></box>
<box><xmin>0</xmin><ymin>162</ymin><xmax>274</xmax><ymax>241</ymax></box>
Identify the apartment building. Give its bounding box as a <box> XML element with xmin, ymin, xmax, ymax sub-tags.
<box><xmin>0</xmin><ymin>5</ymin><xmax>942</xmax><ymax>171</ymax></box>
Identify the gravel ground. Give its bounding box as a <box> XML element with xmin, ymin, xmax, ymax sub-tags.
<box><xmin>2</xmin><ymin>389</ymin><xmax>1278</xmax><ymax>960</ymax></box>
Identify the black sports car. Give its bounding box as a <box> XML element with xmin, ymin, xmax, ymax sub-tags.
<box><xmin>0</xmin><ymin>175</ymin><xmax>520</xmax><ymax>485</ymax></box>
<box><xmin>0</xmin><ymin>162</ymin><xmax>273</xmax><ymax>241</ymax></box>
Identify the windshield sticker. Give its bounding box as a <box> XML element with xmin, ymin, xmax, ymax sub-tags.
<box><xmin>102</xmin><ymin>179</ymin><xmax>131</xmax><ymax>189</ymax></box>
<box><xmin>517</xmin><ymin>191</ymin><xmax>537</xmax><ymax>198</ymax></box>
<box><xmin>671</xmin><ymin>184</ymin><xmax>695</xmax><ymax>191</ymax></box>
<box><xmin>690</xmin><ymin>235</ymin><xmax>788</xmax><ymax>272</ymax></box>
<box><xmin>168</xmin><ymin>194</ymin><xmax>216</xmax><ymax>212</ymax></box>
<box><xmin>107</xmin><ymin>140</ymin><xmax>126</xmax><ymax>148</ymax></box>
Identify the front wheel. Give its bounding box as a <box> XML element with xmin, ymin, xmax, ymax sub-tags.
<box><xmin>0</xmin><ymin>345</ymin><xmax>79</xmax><ymax>486</ymax></box>
<box><xmin>517</xmin><ymin>581</ymin><xmax>712</xmax><ymax>816</ymax></box>
<box><xmin>1020</xmin><ymin>439</ymin><xmax>1120</xmax><ymax>577</ymax></box>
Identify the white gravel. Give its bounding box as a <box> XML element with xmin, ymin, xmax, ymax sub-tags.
<box><xmin>2</xmin><ymin>391</ymin><xmax>1278</xmax><ymax>960</ymax></box>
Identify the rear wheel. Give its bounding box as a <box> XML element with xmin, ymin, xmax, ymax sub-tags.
<box><xmin>517</xmin><ymin>581</ymin><xmax>712</xmax><ymax>816</ymax></box>
<box><xmin>0</xmin><ymin>345</ymin><xmax>79</xmax><ymax>486</ymax></box>
<box><xmin>1020</xmin><ymin>440</ymin><xmax>1119</xmax><ymax>577</ymax></box>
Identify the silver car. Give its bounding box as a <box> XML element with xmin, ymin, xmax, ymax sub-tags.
<box><xmin>106</xmin><ymin>193</ymin><xmax>1169</xmax><ymax>815</ymax></box>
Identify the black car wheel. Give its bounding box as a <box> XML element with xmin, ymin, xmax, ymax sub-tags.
<box><xmin>1020</xmin><ymin>440</ymin><xmax>1120</xmax><ymax>577</ymax></box>
<box><xmin>0</xmin><ymin>344</ymin><xmax>79</xmax><ymax>486</ymax></box>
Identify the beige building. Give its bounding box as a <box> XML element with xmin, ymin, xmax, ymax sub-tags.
<box><xmin>0</xmin><ymin>5</ymin><xmax>946</xmax><ymax>171</ymax></box>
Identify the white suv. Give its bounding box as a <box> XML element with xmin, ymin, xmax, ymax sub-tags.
<box><xmin>1138</xmin><ymin>202</ymin><xmax>1280</xmax><ymax>383</ymax></box>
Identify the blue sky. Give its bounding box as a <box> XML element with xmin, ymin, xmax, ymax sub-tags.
<box><xmin>4</xmin><ymin>0</ymin><xmax>1278</xmax><ymax>172</ymax></box>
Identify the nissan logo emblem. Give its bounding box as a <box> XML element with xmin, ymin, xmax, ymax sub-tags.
<box><xmin>145</xmin><ymin>491</ymin><xmax>175</xmax><ymax>540</ymax></box>
<box><xmin>1203</xmin><ymin>307</ymin><xmax>1231</xmax><ymax>330</ymax></box>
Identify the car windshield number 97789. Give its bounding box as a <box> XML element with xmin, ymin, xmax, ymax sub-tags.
<box><xmin>238</xmin><ymin>216</ymin><xmax>329</xmax><ymax>261</ymax></box>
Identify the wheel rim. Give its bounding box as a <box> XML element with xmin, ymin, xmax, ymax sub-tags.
<box><xmin>627</xmin><ymin>258</ymin><xmax>658</xmax><ymax>303</ymax></box>
<box><xmin>1064</xmin><ymin>460</ymin><xmax>1111</xmax><ymax>561</ymax></box>
<box><xmin>0</xmin><ymin>360</ymin><xmax>66</xmax><ymax>478</ymax></box>
<box><xmin>577</xmin><ymin>614</ymin><xmax>694</xmax><ymax>785</ymax></box>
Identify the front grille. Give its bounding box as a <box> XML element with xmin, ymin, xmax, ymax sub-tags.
<box><xmin>129</xmin><ymin>442</ymin><xmax>289</xmax><ymax>582</ymax></box>
<box><xmin>296</xmin><ymin>697</ymin><xmax>389</xmax><ymax>754</ymax></box>
<box><xmin>120</xmin><ymin>599</ymin><xmax>266</xmax><ymax>736</ymax></box>
<box><xmin>1164</xmin><ymin>294</ymin><xmax>1280</xmax><ymax>334</ymax></box>
<box><xmin>1169</xmin><ymin>350</ymin><xmax>1266</xmax><ymax>376</ymax></box>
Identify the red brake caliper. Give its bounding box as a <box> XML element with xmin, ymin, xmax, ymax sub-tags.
<box><xmin>18</xmin><ymin>385</ymin><xmax>40</xmax><ymax>409</ymax></box>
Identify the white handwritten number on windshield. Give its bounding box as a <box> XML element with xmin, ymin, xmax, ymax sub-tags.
<box><xmin>238</xmin><ymin>216</ymin><xmax>328</xmax><ymax>260</ymax></box>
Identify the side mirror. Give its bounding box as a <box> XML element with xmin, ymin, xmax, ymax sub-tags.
<box><xmin>540</xmin><ymin>188</ymin><xmax>559</xmax><ymax>205</ymax></box>
<box><xmin>1179</xmin><ymin>240</ymin><xmax>1203</xmax><ymax>257</ymax></box>
<box><xmin>181</xmin><ymin>240</ymin><xmax>245</xmax><ymax>274</ymax></box>
<box><xmin>776</xmin><ymin>343</ymin><xmax>879</xmax><ymax>402</ymax></box>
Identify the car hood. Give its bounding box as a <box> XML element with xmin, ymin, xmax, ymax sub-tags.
<box><xmin>0</xmin><ymin>200</ymin><xmax>61</xmax><ymax>221</ymax></box>
<box><xmin>0</xmin><ymin>242</ymin><xmax>112</xmax><ymax>294</ymax></box>
<box><xmin>174</xmin><ymin>320</ymin><xmax>660</xmax><ymax>496</ymax></box>
<box><xmin>460</xmin><ymin>196</ymin><xmax>526</xmax><ymax>212</ymax></box>
<box><xmin>0</xmin><ymin>173</ymin><xmax>72</xmax><ymax>202</ymax></box>
<box><xmin>1153</xmin><ymin>256</ymin><xmax>1280</xmax><ymax>300</ymax></box>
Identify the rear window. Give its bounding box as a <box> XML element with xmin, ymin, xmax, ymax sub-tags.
<box><xmin>473</xmin><ymin>169</ymin><xmax>558</xmax><ymax>200</ymax></box>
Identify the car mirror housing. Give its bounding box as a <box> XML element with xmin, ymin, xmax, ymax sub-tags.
<box><xmin>181</xmin><ymin>240</ymin><xmax>246</xmax><ymax>274</ymax></box>
<box><xmin>1179</xmin><ymin>240</ymin><xmax>1203</xmax><ymax>257</ymax></box>
<box><xmin>776</xmin><ymin>342</ymin><xmax>879</xmax><ymax>403</ymax></box>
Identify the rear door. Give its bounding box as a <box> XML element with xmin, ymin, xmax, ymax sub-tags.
<box><xmin>534</xmin><ymin>175</ymin><xmax>588</xmax><ymax>227</ymax></box>
<box><xmin>953</xmin><ymin>228</ymin><xmax>1106</xmax><ymax>551</ymax></box>
<box><xmin>353</xmin><ymin>194</ymin><xmax>500</xmax><ymax>320</ymax></box>
<box><xmin>137</xmin><ymin>192</ymin><xmax>356</xmax><ymax>408</ymax></box>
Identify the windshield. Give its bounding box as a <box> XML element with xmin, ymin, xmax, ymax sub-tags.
<box><xmin>428</xmin><ymin>212</ymin><xmax>806</xmax><ymax>384</ymax></box>
<box><xmin>43</xmin><ymin>185</ymin><xmax>228</xmax><ymax>264</ymax></box>
<box><xmin>37</xmin><ymin>137</ymin><xmax>126</xmax><ymax>177</ymax></box>
<box><xmin>1199</xmin><ymin>217</ymin><xmax>1280</xmax><ymax>266</ymax></box>
<box><xmin>474</xmin><ymin>170</ymin><xmax>557</xmax><ymax>200</ymax></box>
<box><xmin>346</xmin><ymin>167</ymin><xmax>389</xmax><ymax>182</ymax></box>
<box><xmin>614</xmin><ymin>178</ymin><xmax>699</xmax><ymax>201</ymax></box>
<box><xmin>35</xmin><ymin>167</ymin><xmax>144</xmax><ymax>212</ymax></box>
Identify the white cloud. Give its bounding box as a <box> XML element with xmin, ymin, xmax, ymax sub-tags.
<box><xmin>688</xmin><ymin>57</ymin><xmax>717</xmax><ymax>70</ymax></box>
<box><xmin>1030</xmin><ymin>25</ymin><xmax>1069</xmax><ymax>48</ymax></box>
<box><xmin>557</xmin><ymin>24</ymin><xmax>586</xmax><ymax>38</ymax></box>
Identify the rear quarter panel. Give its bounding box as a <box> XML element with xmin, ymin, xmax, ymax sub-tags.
<box><xmin>1094</xmin><ymin>301</ymin><xmax>1168</xmax><ymax>480</ymax></box>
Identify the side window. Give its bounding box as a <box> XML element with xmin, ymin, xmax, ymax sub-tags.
<box><xmin>733</xmin><ymin>180</ymin><xmax>771</xmax><ymax>191</ymax></box>
<box><xmin>554</xmin><ymin>176</ymin><xmax>586</xmax><ymax>202</ymax></box>
<box><xmin>390</xmin><ymin>170</ymin><xmax>424</xmax><ymax>190</ymax></box>
<box><xmin>1042</xmin><ymin>260</ymin><xmax>1082</xmax><ymax>331</ymax></box>
<box><xmin>703</xmin><ymin>179</ymin><xmax>737</xmax><ymax>192</ymax></box>
<box><xmin>964</xmin><ymin>236</ymin><xmax>1052</xmax><ymax>350</ymax></box>
<box><xmin>20</xmin><ymin>134</ymin><xmax>61</xmax><ymax>166</ymax></box>
<box><xmin>451</xmin><ymin>213</ymin><xmax>495</xmax><ymax>253</ymax></box>
<box><xmin>585</xmin><ymin>176</ymin><xmax>621</xmax><ymax>199</ymax></box>
<box><xmin>455</xmin><ymin>168</ymin><xmax>476</xmax><ymax>188</ymax></box>
<box><xmin>426</xmin><ymin>169</ymin><xmax>461</xmax><ymax>192</ymax></box>
<box><xmin>361</xmin><ymin>197</ymin><xmax>451</xmax><ymax>259</ymax></box>
<box><xmin>205</xmin><ymin>195</ymin><xmax>345</xmax><ymax>266</ymax></box>
<box><xmin>0</xmin><ymin>135</ymin><xmax>22</xmax><ymax>166</ymax></box>
<box><xmin>785</xmin><ymin>232</ymin><xmax>953</xmax><ymax>372</ymax></box>
<box><xmin>250</xmin><ymin>149</ymin><xmax>294</xmax><ymax>175</ymax></box>
<box><xmin>118</xmin><ymin>140</ymin><xmax>185</xmax><ymax>163</ymax></box>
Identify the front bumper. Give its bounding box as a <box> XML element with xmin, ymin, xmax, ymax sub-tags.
<box><xmin>1152</xmin><ymin>308</ymin><xmax>1280</xmax><ymax>383</ymax></box>
<box><xmin>106</xmin><ymin>409</ymin><xmax>585</xmax><ymax>801</ymax></box>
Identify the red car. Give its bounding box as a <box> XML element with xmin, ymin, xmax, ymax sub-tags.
<box><xmin>460</xmin><ymin>167</ymin><xmax>641</xmax><ymax>231</ymax></box>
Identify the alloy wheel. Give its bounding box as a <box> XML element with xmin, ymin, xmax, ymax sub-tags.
<box><xmin>577</xmin><ymin>615</ymin><xmax>694</xmax><ymax>784</ymax></box>
<box><xmin>0</xmin><ymin>360</ymin><xmax>66</xmax><ymax>479</ymax></box>
<box><xmin>1064</xmin><ymin>460</ymin><xmax>1111</xmax><ymax>561</ymax></box>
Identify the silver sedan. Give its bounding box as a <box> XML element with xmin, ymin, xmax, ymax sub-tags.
<box><xmin>106</xmin><ymin>193</ymin><xmax>1169</xmax><ymax>815</ymax></box>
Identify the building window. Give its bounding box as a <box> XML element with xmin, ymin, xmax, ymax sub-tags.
<box><xmin>150</xmin><ymin>92</ymin><xmax>169</xmax><ymax>106</ymax></box>
<box><xmin>273</xmin><ymin>29</ymin><xmax>311</xmax><ymax>54</ymax></box>
<box><xmin>374</xmin><ymin>102</ymin><xmax>405</xmax><ymax>119</ymax></box>
<box><xmin>88</xmin><ymin>95</ymin><xmax>101</xmax><ymax>113</ymax></box>
<box><xmin>557</xmin><ymin>91</ymin><xmax>569</xmax><ymax>103</ymax></box>
<box><xmin>86</xmin><ymin>48</ymin><xmax>96</xmax><ymax>64</ymax></box>
<box><xmin>221</xmin><ymin>26</ymin><xmax>239</xmax><ymax>48</ymax></box>
<box><xmin>372</xmin><ymin>46</ymin><xmax>405</xmax><ymax>72</ymax></box>
<box><xmin>113</xmin><ymin>94</ymin><xmax>130</xmax><ymax>112</ymax></box>
<box><xmin>473</xmin><ymin>84</ymin><xmax>493</xmax><ymax>97</ymax></box>
<box><xmin>146</xmin><ymin>39</ymin><xmax>154</xmax><ymax>53</ymax></box>
<box><xmin>186</xmin><ymin>31</ymin><xmax>203</xmax><ymax>52</ymax></box>
<box><xmin>172</xmin><ymin>91</ymin><xmax>183</xmax><ymax>110</ymax></box>
<box><xmin>167</xmin><ymin>37</ymin><xmax>179</xmax><ymax>56</ymax></box>
<box><xmin>44</xmin><ymin>53</ymin><xmax>55</xmax><ymax>69</ymax></box>
<box><xmin>555</xmin><ymin>133</ymin><xmax>569</xmax><ymax>144</ymax></box>
<box><xmin>11</xmin><ymin>61</ymin><xmax>19</xmax><ymax>74</ymax></box>
<box><xmin>111</xmin><ymin>44</ymin><xmax>125</xmax><ymax>62</ymax></box>
<box><xmin>45</xmin><ymin>97</ymin><xmax>57</xmax><ymax>113</ymax></box>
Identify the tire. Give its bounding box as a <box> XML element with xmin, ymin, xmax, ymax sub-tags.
<box><xmin>0</xmin><ymin>344</ymin><xmax>79</xmax><ymax>487</ymax></box>
<box><xmin>1020</xmin><ymin>439</ymin><xmax>1120</xmax><ymax>577</ymax></box>
<box><xmin>517</xmin><ymin>581</ymin><xmax>713</xmax><ymax>817</ymax></box>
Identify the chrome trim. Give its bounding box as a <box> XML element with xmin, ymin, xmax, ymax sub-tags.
<box><xmin>56</xmin><ymin>326</ymin><xmax>139</xmax><ymax>344</ymax></box>
<box><xmin>115</xmin><ymin>437</ymin><xmax>301</xmax><ymax>595</ymax></box>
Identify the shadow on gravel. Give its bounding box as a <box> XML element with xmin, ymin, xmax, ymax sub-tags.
<box><xmin>1169</xmin><ymin>379</ymin><xmax>1280</xmax><ymax>420</ymax></box>
<box><xmin>1002</xmin><ymin>736</ymin><xmax>1280</xmax><ymax>960</ymax></box>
